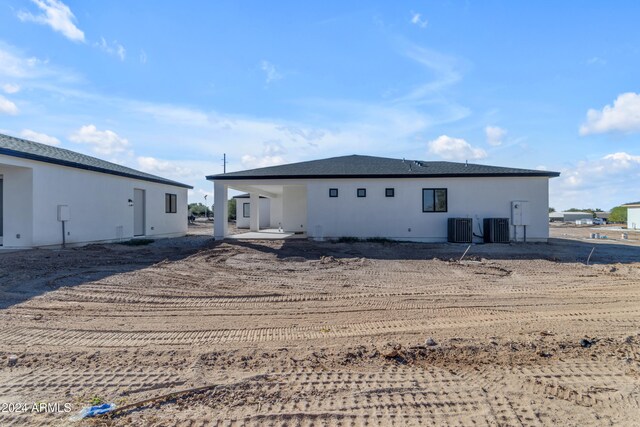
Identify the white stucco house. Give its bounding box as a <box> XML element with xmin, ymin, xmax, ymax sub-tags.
<box><xmin>623</xmin><ymin>202</ymin><xmax>640</xmax><ymax>229</ymax></box>
<box><xmin>0</xmin><ymin>133</ymin><xmax>192</xmax><ymax>248</ymax></box>
<box><xmin>207</xmin><ymin>155</ymin><xmax>560</xmax><ymax>242</ymax></box>
<box><xmin>233</xmin><ymin>193</ymin><xmax>270</xmax><ymax>229</ymax></box>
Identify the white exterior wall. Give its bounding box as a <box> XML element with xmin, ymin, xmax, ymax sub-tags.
<box><xmin>628</xmin><ymin>207</ymin><xmax>640</xmax><ymax>230</ymax></box>
<box><xmin>282</xmin><ymin>186</ymin><xmax>307</xmax><ymax>232</ymax></box>
<box><xmin>0</xmin><ymin>165</ymin><xmax>33</xmax><ymax>247</ymax></box>
<box><xmin>269</xmin><ymin>195</ymin><xmax>283</xmax><ymax>229</ymax></box>
<box><xmin>306</xmin><ymin>177</ymin><xmax>550</xmax><ymax>242</ymax></box>
<box><xmin>0</xmin><ymin>154</ymin><xmax>188</xmax><ymax>248</ymax></box>
<box><xmin>235</xmin><ymin>198</ymin><xmax>270</xmax><ymax>229</ymax></box>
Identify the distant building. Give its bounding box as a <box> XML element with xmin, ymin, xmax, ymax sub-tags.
<box><xmin>622</xmin><ymin>202</ymin><xmax>640</xmax><ymax>230</ymax></box>
<box><xmin>549</xmin><ymin>211</ymin><xmax>593</xmax><ymax>222</ymax></box>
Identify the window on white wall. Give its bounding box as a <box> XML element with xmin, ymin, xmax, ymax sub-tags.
<box><xmin>422</xmin><ymin>188</ymin><xmax>447</xmax><ymax>212</ymax></box>
<box><xmin>357</xmin><ymin>188</ymin><xmax>366</xmax><ymax>197</ymax></box>
<box><xmin>243</xmin><ymin>203</ymin><xmax>250</xmax><ymax>218</ymax></box>
<box><xmin>165</xmin><ymin>193</ymin><xmax>177</xmax><ymax>213</ymax></box>
<box><xmin>329</xmin><ymin>188</ymin><xmax>338</xmax><ymax>197</ymax></box>
<box><xmin>385</xmin><ymin>188</ymin><xmax>395</xmax><ymax>197</ymax></box>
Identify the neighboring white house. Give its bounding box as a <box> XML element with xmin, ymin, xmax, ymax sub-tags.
<box><xmin>208</xmin><ymin>155</ymin><xmax>560</xmax><ymax>242</ymax></box>
<box><xmin>623</xmin><ymin>202</ymin><xmax>640</xmax><ymax>230</ymax></box>
<box><xmin>233</xmin><ymin>193</ymin><xmax>271</xmax><ymax>229</ymax></box>
<box><xmin>0</xmin><ymin>133</ymin><xmax>192</xmax><ymax>248</ymax></box>
<box><xmin>549</xmin><ymin>211</ymin><xmax>594</xmax><ymax>222</ymax></box>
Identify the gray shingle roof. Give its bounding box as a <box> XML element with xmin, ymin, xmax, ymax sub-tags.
<box><xmin>0</xmin><ymin>133</ymin><xmax>192</xmax><ymax>189</ymax></box>
<box><xmin>207</xmin><ymin>155</ymin><xmax>560</xmax><ymax>180</ymax></box>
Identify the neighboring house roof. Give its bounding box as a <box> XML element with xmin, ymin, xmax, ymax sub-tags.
<box><xmin>207</xmin><ymin>155</ymin><xmax>560</xmax><ymax>180</ymax></box>
<box><xmin>560</xmin><ymin>211</ymin><xmax>592</xmax><ymax>215</ymax></box>
<box><xmin>0</xmin><ymin>133</ymin><xmax>192</xmax><ymax>189</ymax></box>
<box><xmin>232</xmin><ymin>193</ymin><xmax>267</xmax><ymax>199</ymax></box>
<box><xmin>622</xmin><ymin>202</ymin><xmax>640</xmax><ymax>207</ymax></box>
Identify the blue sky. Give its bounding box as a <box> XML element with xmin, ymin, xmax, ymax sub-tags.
<box><xmin>1</xmin><ymin>1</ymin><xmax>640</xmax><ymax>210</ymax></box>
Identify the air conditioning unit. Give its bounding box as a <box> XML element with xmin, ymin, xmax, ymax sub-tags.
<box><xmin>448</xmin><ymin>218</ymin><xmax>472</xmax><ymax>243</ymax></box>
<box><xmin>483</xmin><ymin>218</ymin><xmax>510</xmax><ymax>243</ymax></box>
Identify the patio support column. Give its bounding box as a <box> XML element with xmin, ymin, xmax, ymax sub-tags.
<box><xmin>249</xmin><ymin>192</ymin><xmax>260</xmax><ymax>232</ymax></box>
<box><xmin>213</xmin><ymin>181</ymin><xmax>228</xmax><ymax>240</ymax></box>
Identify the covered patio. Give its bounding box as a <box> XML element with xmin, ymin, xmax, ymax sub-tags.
<box><xmin>211</xmin><ymin>180</ymin><xmax>308</xmax><ymax>240</ymax></box>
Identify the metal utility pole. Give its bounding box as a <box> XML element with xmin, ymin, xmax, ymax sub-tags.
<box><xmin>222</xmin><ymin>153</ymin><xmax>227</xmax><ymax>174</ymax></box>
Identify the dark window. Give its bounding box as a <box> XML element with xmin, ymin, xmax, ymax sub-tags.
<box><xmin>385</xmin><ymin>188</ymin><xmax>395</xmax><ymax>197</ymax></box>
<box><xmin>422</xmin><ymin>188</ymin><xmax>447</xmax><ymax>212</ymax></box>
<box><xmin>165</xmin><ymin>193</ymin><xmax>177</xmax><ymax>213</ymax></box>
<box><xmin>243</xmin><ymin>203</ymin><xmax>250</xmax><ymax>218</ymax></box>
<box><xmin>329</xmin><ymin>188</ymin><xmax>338</xmax><ymax>197</ymax></box>
<box><xmin>357</xmin><ymin>188</ymin><xmax>366</xmax><ymax>197</ymax></box>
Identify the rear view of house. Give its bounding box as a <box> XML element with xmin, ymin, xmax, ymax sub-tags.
<box><xmin>207</xmin><ymin>155</ymin><xmax>560</xmax><ymax>242</ymax></box>
<box><xmin>0</xmin><ymin>133</ymin><xmax>192</xmax><ymax>248</ymax></box>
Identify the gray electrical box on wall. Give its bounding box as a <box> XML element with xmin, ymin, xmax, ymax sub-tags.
<box><xmin>57</xmin><ymin>205</ymin><xmax>70</xmax><ymax>221</ymax></box>
<box><xmin>511</xmin><ymin>201</ymin><xmax>529</xmax><ymax>226</ymax></box>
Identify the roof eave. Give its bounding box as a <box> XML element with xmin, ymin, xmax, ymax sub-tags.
<box><xmin>1</xmin><ymin>147</ymin><xmax>193</xmax><ymax>189</ymax></box>
<box><xmin>207</xmin><ymin>172</ymin><xmax>560</xmax><ymax>181</ymax></box>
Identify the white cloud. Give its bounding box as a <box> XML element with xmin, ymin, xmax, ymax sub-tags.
<box><xmin>241</xmin><ymin>154</ymin><xmax>285</xmax><ymax>169</ymax></box>
<box><xmin>69</xmin><ymin>125</ymin><xmax>130</xmax><ymax>156</ymax></box>
<box><xmin>137</xmin><ymin>156</ymin><xmax>191</xmax><ymax>178</ymax></box>
<box><xmin>0</xmin><ymin>45</ymin><xmax>45</xmax><ymax>79</ymax></box>
<box><xmin>393</xmin><ymin>43</ymin><xmax>464</xmax><ymax>105</ymax></box>
<box><xmin>139</xmin><ymin>49</ymin><xmax>147</xmax><ymax>64</ymax></box>
<box><xmin>485</xmin><ymin>125</ymin><xmax>507</xmax><ymax>146</ymax></box>
<box><xmin>410</xmin><ymin>11</ymin><xmax>428</xmax><ymax>28</ymax></box>
<box><xmin>131</xmin><ymin>102</ymin><xmax>211</xmax><ymax>127</ymax></box>
<box><xmin>427</xmin><ymin>135</ymin><xmax>487</xmax><ymax>161</ymax></box>
<box><xmin>0</xmin><ymin>95</ymin><xmax>19</xmax><ymax>115</ymax></box>
<box><xmin>2</xmin><ymin>83</ymin><xmax>20</xmax><ymax>94</ymax></box>
<box><xmin>19</xmin><ymin>129</ymin><xmax>60</xmax><ymax>145</ymax></box>
<box><xmin>551</xmin><ymin>152</ymin><xmax>640</xmax><ymax>210</ymax></box>
<box><xmin>586</xmin><ymin>57</ymin><xmax>606</xmax><ymax>66</ymax></box>
<box><xmin>95</xmin><ymin>38</ymin><xmax>126</xmax><ymax>61</ymax></box>
<box><xmin>262</xmin><ymin>140</ymin><xmax>286</xmax><ymax>156</ymax></box>
<box><xmin>17</xmin><ymin>0</ymin><xmax>85</xmax><ymax>42</ymax></box>
<box><xmin>0</xmin><ymin>43</ymin><xmax>81</xmax><ymax>86</ymax></box>
<box><xmin>580</xmin><ymin>92</ymin><xmax>640</xmax><ymax>135</ymax></box>
<box><xmin>260</xmin><ymin>60</ymin><xmax>282</xmax><ymax>84</ymax></box>
<box><xmin>240</xmin><ymin>140</ymin><xmax>288</xmax><ymax>169</ymax></box>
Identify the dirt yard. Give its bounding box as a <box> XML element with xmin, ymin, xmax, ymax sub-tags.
<box><xmin>1</xmin><ymin>222</ymin><xmax>639</xmax><ymax>426</ymax></box>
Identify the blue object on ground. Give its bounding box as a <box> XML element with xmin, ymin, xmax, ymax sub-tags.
<box><xmin>69</xmin><ymin>403</ymin><xmax>116</xmax><ymax>421</ymax></box>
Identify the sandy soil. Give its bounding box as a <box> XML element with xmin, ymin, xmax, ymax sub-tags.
<box><xmin>1</xmin><ymin>222</ymin><xmax>639</xmax><ymax>426</ymax></box>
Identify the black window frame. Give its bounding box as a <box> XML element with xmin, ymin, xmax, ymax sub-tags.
<box><xmin>357</xmin><ymin>188</ymin><xmax>366</xmax><ymax>198</ymax></box>
<box><xmin>329</xmin><ymin>188</ymin><xmax>339</xmax><ymax>197</ymax></box>
<box><xmin>242</xmin><ymin>202</ymin><xmax>250</xmax><ymax>218</ymax></box>
<box><xmin>385</xmin><ymin>188</ymin><xmax>395</xmax><ymax>197</ymax></box>
<box><xmin>422</xmin><ymin>188</ymin><xmax>447</xmax><ymax>213</ymax></box>
<box><xmin>165</xmin><ymin>193</ymin><xmax>177</xmax><ymax>214</ymax></box>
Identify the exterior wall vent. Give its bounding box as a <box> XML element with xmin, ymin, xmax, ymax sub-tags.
<box><xmin>447</xmin><ymin>218</ymin><xmax>472</xmax><ymax>243</ymax></box>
